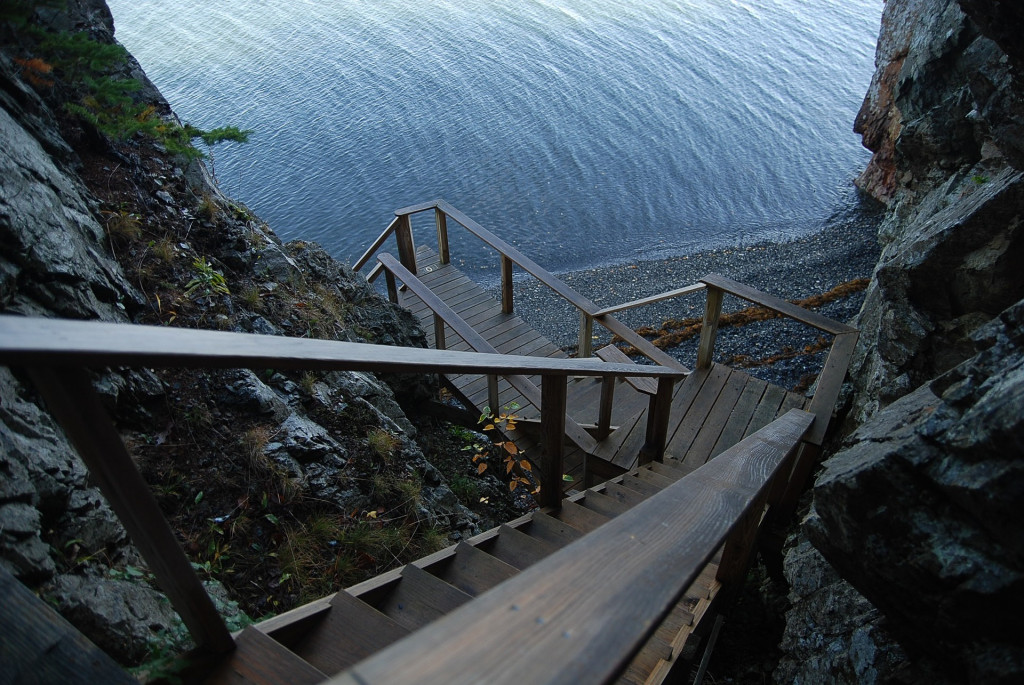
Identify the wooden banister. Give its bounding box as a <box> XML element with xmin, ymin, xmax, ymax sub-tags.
<box><xmin>375</xmin><ymin>253</ymin><xmax>686</xmax><ymax>490</ymax></box>
<box><xmin>0</xmin><ymin>313</ymin><xmax>684</xmax><ymax>653</ymax></box>
<box><xmin>0</xmin><ymin>316</ymin><xmax>679</xmax><ymax>381</ymax></box>
<box><xmin>353</xmin><ymin>216</ymin><xmax>401</xmax><ymax>273</ymax></box>
<box><xmin>331</xmin><ymin>409</ymin><xmax>814</xmax><ymax>685</ymax></box>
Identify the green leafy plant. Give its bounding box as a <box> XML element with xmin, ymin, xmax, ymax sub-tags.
<box><xmin>184</xmin><ymin>256</ymin><xmax>230</xmax><ymax>301</ymax></box>
<box><xmin>473</xmin><ymin>402</ymin><xmax>537</xmax><ymax>495</ymax></box>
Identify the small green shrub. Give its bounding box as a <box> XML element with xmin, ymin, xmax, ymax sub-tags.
<box><xmin>184</xmin><ymin>256</ymin><xmax>230</xmax><ymax>301</ymax></box>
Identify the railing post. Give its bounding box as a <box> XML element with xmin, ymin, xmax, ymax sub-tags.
<box><xmin>596</xmin><ymin>375</ymin><xmax>614</xmax><ymax>441</ymax></box>
<box><xmin>395</xmin><ymin>213</ymin><xmax>417</xmax><ymax>275</ymax></box>
<box><xmin>384</xmin><ymin>270</ymin><xmax>398</xmax><ymax>304</ymax></box>
<box><xmin>433</xmin><ymin>313</ymin><xmax>446</xmax><ymax>350</ymax></box>
<box><xmin>487</xmin><ymin>375</ymin><xmax>500</xmax><ymax>414</ymax></box>
<box><xmin>577</xmin><ymin>312</ymin><xmax>594</xmax><ymax>358</ymax></box>
<box><xmin>435</xmin><ymin>208</ymin><xmax>450</xmax><ymax>265</ymax></box>
<box><xmin>25</xmin><ymin>366</ymin><xmax>234</xmax><ymax>654</ymax></box>
<box><xmin>639</xmin><ymin>376</ymin><xmax>674</xmax><ymax>464</ymax></box>
<box><xmin>539</xmin><ymin>375</ymin><xmax>568</xmax><ymax>509</ymax></box>
<box><xmin>501</xmin><ymin>256</ymin><xmax>514</xmax><ymax>314</ymax></box>
<box><xmin>697</xmin><ymin>286</ymin><xmax>724</xmax><ymax>369</ymax></box>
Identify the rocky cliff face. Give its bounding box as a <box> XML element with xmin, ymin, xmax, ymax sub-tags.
<box><xmin>0</xmin><ymin>0</ymin><xmax>516</xmax><ymax>666</ymax></box>
<box><xmin>779</xmin><ymin>0</ymin><xmax>1024</xmax><ymax>681</ymax></box>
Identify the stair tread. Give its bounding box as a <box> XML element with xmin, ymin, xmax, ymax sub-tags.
<box><xmin>619</xmin><ymin>474</ymin><xmax>664</xmax><ymax>497</ymax></box>
<box><xmin>375</xmin><ymin>563</ymin><xmax>472</xmax><ymax>631</ymax></box>
<box><xmin>438</xmin><ymin>541</ymin><xmax>519</xmax><ymax>597</ymax></box>
<box><xmin>290</xmin><ymin>591</ymin><xmax>410</xmax><ymax>676</ymax></box>
<box><xmin>555</xmin><ymin>499</ymin><xmax>611</xmax><ymax>533</ymax></box>
<box><xmin>527</xmin><ymin>511</ymin><xmax>585</xmax><ymax>547</ymax></box>
<box><xmin>484</xmin><ymin>523</ymin><xmax>559</xmax><ymax>570</ymax></box>
<box><xmin>645</xmin><ymin>461</ymin><xmax>689</xmax><ymax>481</ymax></box>
<box><xmin>200</xmin><ymin>626</ymin><xmax>325</xmax><ymax>685</ymax></box>
<box><xmin>602</xmin><ymin>481</ymin><xmax>650</xmax><ymax>506</ymax></box>
<box><xmin>579</xmin><ymin>489</ymin><xmax>634</xmax><ymax>518</ymax></box>
<box><xmin>633</xmin><ymin>468</ymin><xmax>678</xmax><ymax>489</ymax></box>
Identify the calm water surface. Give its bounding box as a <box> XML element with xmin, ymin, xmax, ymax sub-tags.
<box><xmin>108</xmin><ymin>0</ymin><xmax>882</xmax><ymax>275</ymax></box>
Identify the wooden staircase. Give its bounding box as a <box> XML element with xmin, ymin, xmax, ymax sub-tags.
<box><xmin>0</xmin><ymin>202</ymin><xmax>854</xmax><ymax>684</ymax></box>
<box><xmin>182</xmin><ymin>408</ymin><xmax>815</xmax><ymax>685</ymax></box>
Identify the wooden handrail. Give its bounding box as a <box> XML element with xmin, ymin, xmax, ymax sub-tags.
<box><xmin>331</xmin><ymin>409</ymin><xmax>815</xmax><ymax>685</ymax></box>
<box><xmin>0</xmin><ymin>316</ymin><xmax>679</xmax><ymax>380</ymax></box>
<box><xmin>376</xmin><ymin>254</ymin><xmax>685</xmax><ymax>496</ymax></box>
<box><xmin>353</xmin><ymin>216</ymin><xmax>401</xmax><ymax>273</ymax></box>
<box><xmin>376</xmin><ymin>252</ymin><xmax>601</xmax><ymax>456</ymax></box>
<box><xmin>592</xmin><ymin>282</ymin><xmax>707</xmax><ymax>317</ymax></box>
<box><xmin>0</xmin><ymin>313</ymin><xmax>683</xmax><ymax>653</ymax></box>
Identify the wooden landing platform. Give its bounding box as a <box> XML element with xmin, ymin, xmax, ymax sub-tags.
<box><xmin>397</xmin><ymin>247</ymin><xmax>808</xmax><ymax>482</ymax></box>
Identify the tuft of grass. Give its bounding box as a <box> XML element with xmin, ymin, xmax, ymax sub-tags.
<box><xmin>196</xmin><ymin>194</ymin><xmax>221</xmax><ymax>222</ymax></box>
<box><xmin>241</xmin><ymin>426</ymin><xmax>271</xmax><ymax>472</ymax></box>
<box><xmin>366</xmin><ymin>428</ymin><xmax>401</xmax><ymax>460</ymax></box>
<box><xmin>239</xmin><ymin>284</ymin><xmax>262</xmax><ymax>311</ymax></box>
<box><xmin>150</xmin><ymin>237</ymin><xmax>176</xmax><ymax>264</ymax></box>
<box><xmin>104</xmin><ymin>208</ymin><xmax>142</xmax><ymax>241</ymax></box>
<box><xmin>299</xmin><ymin>371</ymin><xmax>319</xmax><ymax>396</ymax></box>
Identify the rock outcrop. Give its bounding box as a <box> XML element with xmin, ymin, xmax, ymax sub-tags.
<box><xmin>0</xmin><ymin>0</ymin><xmax>486</xmax><ymax>665</ymax></box>
<box><xmin>779</xmin><ymin>1</ymin><xmax>1024</xmax><ymax>682</ymax></box>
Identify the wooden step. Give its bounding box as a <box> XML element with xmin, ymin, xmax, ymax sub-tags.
<box><xmin>601</xmin><ymin>481</ymin><xmax>650</xmax><ymax>507</ymax></box>
<box><xmin>578</xmin><ymin>489</ymin><xmax>634</xmax><ymax>517</ymax></box>
<box><xmin>554</xmin><ymin>499</ymin><xmax>610</xmax><ymax>533</ymax></box>
<box><xmin>645</xmin><ymin>460</ymin><xmax>689</xmax><ymax>481</ymax></box>
<box><xmin>482</xmin><ymin>523</ymin><xmax>559</xmax><ymax>570</ymax></box>
<box><xmin>434</xmin><ymin>541</ymin><xmax>519</xmax><ymax>597</ymax></box>
<box><xmin>633</xmin><ymin>468</ymin><xmax>678</xmax><ymax>490</ymax></box>
<box><xmin>371</xmin><ymin>563</ymin><xmax>472</xmax><ymax>631</ymax></box>
<box><xmin>619</xmin><ymin>474</ymin><xmax>664</xmax><ymax>497</ymax></box>
<box><xmin>525</xmin><ymin>512</ymin><xmax>584</xmax><ymax>547</ymax></box>
<box><xmin>198</xmin><ymin>626</ymin><xmax>325</xmax><ymax>685</ymax></box>
<box><xmin>289</xmin><ymin>591</ymin><xmax>409</xmax><ymax>676</ymax></box>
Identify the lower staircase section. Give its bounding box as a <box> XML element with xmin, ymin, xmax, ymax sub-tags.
<box><xmin>191</xmin><ymin>460</ymin><xmax>733</xmax><ymax>685</ymax></box>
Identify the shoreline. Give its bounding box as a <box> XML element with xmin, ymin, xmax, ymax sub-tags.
<box><xmin>496</xmin><ymin>204</ymin><xmax>883</xmax><ymax>389</ymax></box>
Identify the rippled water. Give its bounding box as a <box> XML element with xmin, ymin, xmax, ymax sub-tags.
<box><xmin>108</xmin><ymin>0</ymin><xmax>881</xmax><ymax>274</ymax></box>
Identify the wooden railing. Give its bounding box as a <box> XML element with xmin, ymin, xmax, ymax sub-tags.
<box><xmin>352</xmin><ymin>199</ymin><xmax>689</xmax><ymax>372</ymax></box>
<box><xmin>0</xmin><ymin>315</ymin><xmax>681</xmax><ymax>654</ymax></box>
<box><xmin>374</xmin><ymin>253</ymin><xmax>679</xmax><ymax>467</ymax></box>
<box><xmin>331</xmin><ymin>408</ymin><xmax>815</xmax><ymax>684</ymax></box>
<box><xmin>354</xmin><ymin>201</ymin><xmax>857</xmax><ymax>450</ymax></box>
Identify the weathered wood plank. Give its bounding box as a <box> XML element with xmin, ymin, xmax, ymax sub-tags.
<box><xmin>804</xmin><ymin>331</ymin><xmax>858</xmax><ymax>445</ymax></box>
<box><xmin>742</xmin><ymin>384</ymin><xmax>787</xmax><ymax>438</ymax></box>
<box><xmin>436</xmin><ymin>541</ymin><xmax>520</xmax><ymax>597</ymax></box>
<box><xmin>697</xmin><ymin>286</ymin><xmax>725</xmax><ymax>369</ymax></box>
<box><xmin>201</xmin><ymin>626</ymin><xmax>326</xmax><ymax>685</ymax></box>
<box><xmin>0</xmin><ymin>565</ymin><xmax>138</xmax><ymax>685</ymax></box>
<box><xmin>680</xmin><ymin>370</ymin><xmax>748</xmax><ymax>471</ymax></box>
<box><xmin>0</xmin><ymin>315</ymin><xmax>680</xmax><ymax>380</ymax></box>
<box><xmin>595</xmin><ymin>345</ymin><xmax>658</xmax><ymax>395</ymax></box>
<box><xmin>334</xmin><ymin>410</ymin><xmax>814</xmax><ymax>685</ymax></box>
<box><xmin>483</xmin><ymin>524</ymin><xmax>560</xmax><ymax>570</ymax></box>
<box><xmin>593</xmin><ymin>283</ymin><xmax>706</xmax><ymax>318</ymax></box>
<box><xmin>291</xmin><ymin>592</ymin><xmax>409</xmax><ymax>676</ymax></box>
<box><xmin>665</xmin><ymin>364</ymin><xmax>732</xmax><ymax>459</ymax></box>
<box><xmin>578</xmin><ymin>489</ymin><xmax>633</xmax><ymax>517</ymax></box>
<box><xmin>527</xmin><ymin>512</ymin><xmax>585</xmax><ymax>546</ymax></box>
<box><xmin>373</xmin><ymin>564</ymin><xmax>471</xmax><ymax>631</ymax></box>
<box><xmin>554</xmin><ymin>499</ymin><xmax>610</xmax><ymax>533</ymax></box>
<box><xmin>709</xmin><ymin>376</ymin><xmax>768</xmax><ymax>460</ymax></box>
